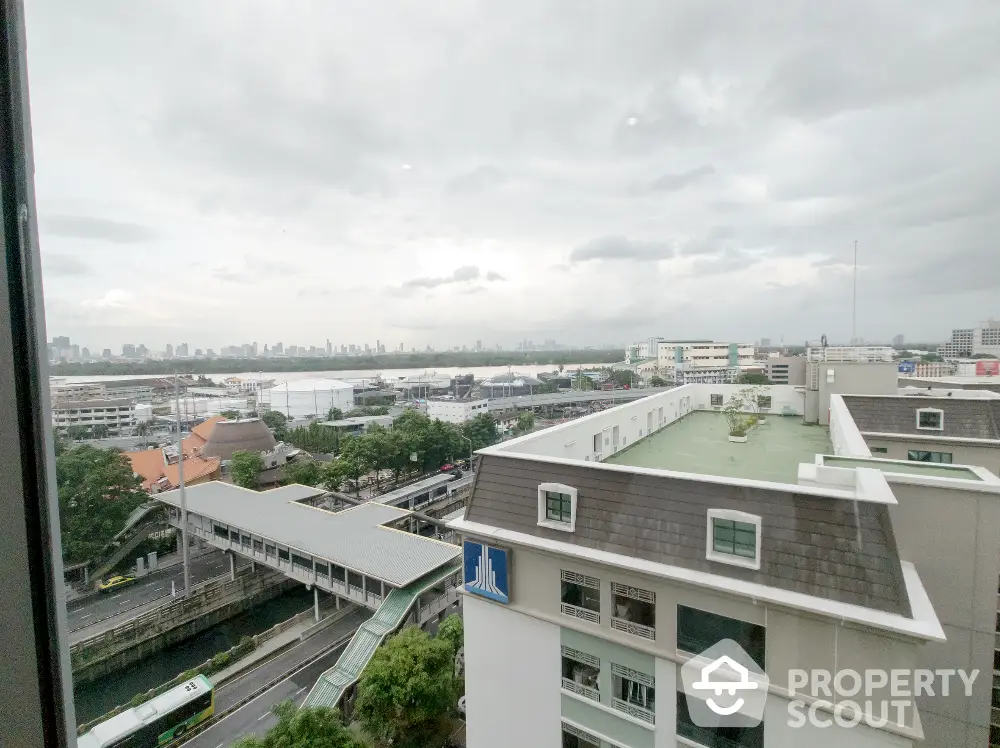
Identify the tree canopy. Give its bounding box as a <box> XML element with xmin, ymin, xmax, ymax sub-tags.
<box><xmin>282</xmin><ymin>458</ymin><xmax>322</xmax><ymax>487</ymax></box>
<box><xmin>436</xmin><ymin>613</ymin><xmax>464</xmax><ymax>657</ymax></box>
<box><xmin>231</xmin><ymin>701</ymin><xmax>364</xmax><ymax>748</ymax></box>
<box><xmin>735</xmin><ymin>372</ymin><xmax>772</xmax><ymax>385</ymax></box>
<box><xmin>56</xmin><ymin>445</ymin><xmax>149</xmax><ymax>564</ymax></box>
<box><xmin>649</xmin><ymin>375</ymin><xmax>668</xmax><ymax>387</ymax></box>
<box><xmin>355</xmin><ymin>626</ymin><xmax>457</xmax><ymax>748</ymax></box>
<box><xmin>230</xmin><ymin>450</ymin><xmax>263</xmax><ymax>490</ymax></box>
<box><xmin>220</xmin><ymin>409</ymin><xmax>241</xmax><ymax>420</ymax></box>
<box><xmin>516</xmin><ymin>411</ymin><xmax>535</xmax><ymax>433</ymax></box>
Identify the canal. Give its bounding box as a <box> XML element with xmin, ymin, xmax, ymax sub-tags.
<box><xmin>73</xmin><ymin>586</ymin><xmax>313</xmax><ymax>724</ymax></box>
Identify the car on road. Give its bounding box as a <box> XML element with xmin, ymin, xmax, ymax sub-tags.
<box><xmin>97</xmin><ymin>575</ymin><xmax>136</xmax><ymax>593</ymax></box>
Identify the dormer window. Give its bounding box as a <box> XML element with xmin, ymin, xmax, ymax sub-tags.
<box><xmin>916</xmin><ymin>408</ymin><xmax>943</xmax><ymax>431</ymax></box>
<box><xmin>538</xmin><ymin>482</ymin><xmax>577</xmax><ymax>532</ymax></box>
<box><xmin>706</xmin><ymin>509</ymin><xmax>762</xmax><ymax>570</ymax></box>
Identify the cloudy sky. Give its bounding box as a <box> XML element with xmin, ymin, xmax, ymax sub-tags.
<box><xmin>25</xmin><ymin>1</ymin><xmax>1000</xmax><ymax>353</ymax></box>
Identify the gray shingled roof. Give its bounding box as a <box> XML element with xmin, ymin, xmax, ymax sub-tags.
<box><xmin>465</xmin><ymin>455</ymin><xmax>912</xmax><ymax>616</ymax></box>
<box><xmin>842</xmin><ymin>395</ymin><xmax>1000</xmax><ymax>440</ymax></box>
<box><xmin>156</xmin><ymin>482</ymin><xmax>459</xmax><ymax>586</ymax></box>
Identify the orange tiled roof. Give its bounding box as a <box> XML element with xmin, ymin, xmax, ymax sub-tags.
<box><xmin>125</xmin><ymin>446</ymin><xmax>221</xmax><ymax>491</ymax></box>
<box><xmin>188</xmin><ymin>415</ymin><xmax>225</xmax><ymax>449</ymax></box>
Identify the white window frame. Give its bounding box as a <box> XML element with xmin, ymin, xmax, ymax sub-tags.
<box><xmin>706</xmin><ymin>508</ymin><xmax>762</xmax><ymax>570</ymax></box>
<box><xmin>916</xmin><ymin>407</ymin><xmax>944</xmax><ymax>431</ymax></box>
<box><xmin>538</xmin><ymin>482</ymin><xmax>577</xmax><ymax>532</ymax></box>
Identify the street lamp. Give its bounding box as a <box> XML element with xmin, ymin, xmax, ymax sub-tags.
<box><xmin>458</xmin><ymin>434</ymin><xmax>473</xmax><ymax>472</ymax></box>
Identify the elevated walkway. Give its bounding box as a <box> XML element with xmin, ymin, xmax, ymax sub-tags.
<box><xmin>304</xmin><ymin>560</ymin><xmax>461</xmax><ymax>709</ymax></box>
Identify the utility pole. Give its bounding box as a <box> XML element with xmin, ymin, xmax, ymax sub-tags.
<box><xmin>174</xmin><ymin>374</ymin><xmax>190</xmax><ymax>596</ymax></box>
<box><xmin>852</xmin><ymin>240</ymin><xmax>858</xmax><ymax>344</ymax></box>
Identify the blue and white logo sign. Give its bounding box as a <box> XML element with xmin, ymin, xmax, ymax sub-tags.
<box><xmin>463</xmin><ymin>540</ymin><xmax>510</xmax><ymax>604</ymax></box>
<box><xmin>898</xmin><ymin>361</ymin><xmax>916</xmax><ymax>374</ymax></box>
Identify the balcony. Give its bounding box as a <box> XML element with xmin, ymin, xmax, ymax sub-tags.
<box><xmin>612</xmin><ymin>663</ymin><xmax>655</xmax><ymax>725</ymax></box>
<box><xmin>612</xmin><ymin>697</ymin><xmax>655</xmax><ymax>724</ymax></box>
<box><xmin>611</xmin><ymin>582</ymin><xmax>655</xmax><ymax>641</ymax></box>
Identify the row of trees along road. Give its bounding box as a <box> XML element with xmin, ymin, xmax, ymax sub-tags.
<box><xmin>232</xmin><ymin>614</ymin><xmax>465</xmax><ymax>748</ymax></box>
<box><xmin>232</xmin><ymin>409</ymin><xmax>502</xmax><ymax>493</ymax></box>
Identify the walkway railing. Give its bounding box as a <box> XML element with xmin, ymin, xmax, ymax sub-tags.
<box><xmin>304</xmin><ymin>560</ymin><xmax>461</xmax><ymax>710</ymax></box>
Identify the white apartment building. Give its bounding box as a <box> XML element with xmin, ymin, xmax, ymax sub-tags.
<box><xmin>451</xmin><ymin>383</ymin><xmax>1000</xmax><ymax>748</ymax></box>
<box><xmin>427</xmin><ymin>398</ymin><xmax>490</xmax><ymax>424</ymax></box>
<box><xmin>625</xmin><ymin>339</ymin><xmax>755</xmax><ymax>384</ymax></box>
<box><xmin>52</xmin><ymin>399</ymin><xmax>137</xmax><ymax>433</ymax></box>
<box><xmin>939</xmin><ymin>320</ymin><xmax>1000</xmax><ymax>358</ymax></box>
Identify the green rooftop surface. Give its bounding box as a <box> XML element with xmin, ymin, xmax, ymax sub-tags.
<box><xmin>605</xmin><ymin>410</ymin><xmax>831</xmax><ymax>484</ymax></box>
<box><xmin>822</xmin><ymin>456</ymin><xmax>982</xmax><ymax>481</ymax></box>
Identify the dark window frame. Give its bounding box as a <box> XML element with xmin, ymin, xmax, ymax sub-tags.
<box><xmin>545</xmin><ymin>491</ymin><xmax>572</xmax><ymax>523</ymax></box>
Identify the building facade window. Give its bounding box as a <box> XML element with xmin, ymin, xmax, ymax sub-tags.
<box><xmin>546</xmin><ymin>491</ymin><xmax>572</xmax><ymax>523</ymax></box>
<box><xmin>611</xmin><ymin>663</ymin><xmax>655</xmax><ymax>724</ymax></box>
<box><xmin>757</xmin><ymin>395</ymin><xmax>772</xmax><ymax>409</ymax></box>
<box><xmin>916</xmin><ymin>408</ymin><xmax>943</xmax><ymax>430</ymax></box>
<box><xmin>561</xmin><ymin>570</ymin><xmax>600</xmax><ymax>623</ymax></box>
<box><xmin>677</xmin><ymin>605</ymin><xmax>766</xmax><ymax>669</ymax></box>
<box><xmin>908</xmin><ymin>450</ymin><xmax>953</xmax><ymax>464</ymax></box>
<box><xmin>610</xmin><ymin>582</ymin><xmax>655</xmax><ymax>640</ymax></box>
<box><xmin>710</xmin><ymin>394</ymin><xmax>723</xmax><ymax>406</ymax></box>
<box><xmin>870</xmin><ymin>447</ymin><xmax>888</xmax><ymax>454</ymax></box>
<box><xmin>677</xmin><ymin>691</ymin><xmax>764</xmax><ymax>747</ymax></box>
<box><xmin>561</xmin><ymin>724</ymin><xmax>601</xmax><ymax>748</ymax></box>
<box><xmin>538</xmin><ymin>482</ymin><xmax>578</xmax><ymax>532</ymax></box>
<box><xmin>561</xmin><ymin>646</ymin><xmax>600</xmax><ymax>702</ymax></box>
<box><xmin>706</xmin><ymin>509</ymin><xmax>761</xmax><ymax>570</ymax></box>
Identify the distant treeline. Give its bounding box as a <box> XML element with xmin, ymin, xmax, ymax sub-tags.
<box><xmin>49</xmin><ymin>348</ymin><xmax>624</xmax><ymax>377</ymax></box>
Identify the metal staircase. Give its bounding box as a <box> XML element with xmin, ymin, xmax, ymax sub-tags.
<box><xmin>304</xmin><ymin>560</ymin><xmax>461</xmax><ymax>709</ymax></box>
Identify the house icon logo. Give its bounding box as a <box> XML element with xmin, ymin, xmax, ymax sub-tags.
<box><xmin>680</xmin><ymin>639</ymin><xmax>768</xmax><ymax>728</ymax></box>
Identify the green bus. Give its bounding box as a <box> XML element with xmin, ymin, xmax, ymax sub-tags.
<box><xmin>77</xmin><ymin>675</ymin><xmax>214</xmax><ymax>748</ymax></box>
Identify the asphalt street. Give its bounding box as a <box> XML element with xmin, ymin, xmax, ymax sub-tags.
<box><xmin>184</xmin><ymin>607</ymin><xmax>371</xmax><ymax>748</ymax></box>
<box><xmin>68</xmin><ymin>549</ymin><xmax>244</xmax><ymax>634</ymax></box>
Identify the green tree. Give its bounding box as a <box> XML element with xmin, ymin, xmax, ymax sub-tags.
<box><xmin>220</xmin><ymin>409</ymin><xmax>241</xmax><ymax>420</ymax></box>
<box><xmin>516</xmin><ymin>411</ymin><xmax>535</xmax><ymax>432</ymax></box>
<box><xmin>261</xmin><ymin>410</ymin><xmax>287</xmax><ymax>431</ymax></box>
<box><xmin>320</xmin><ymin>459</ymin><xmax>349</xmax><ymax>492</ymax></box>
<box><xmin>282</xmin><ymin>459</ymin><xmax>322</xmax><ymax>486</ymax></box>
<box><xmin>649</xmin><ymin>375</ymin><xmax>668</xmax><ymax>387</ymax></box>
<box><xmin>463</xmin><ymin>413</ymin><xmax>498</xmax><ymax>451</ymax></box>
<box><xmin>355</xmin><ymin>627</ymin><xmax>457</xmax><ymax>748</ymax></box>
<box><xmin>437</xmin><ymin>613</ymin><xmax>464</xmax><ymax>657</ymax></box>
<box><xmin>56</xmin><ymin>445</ymin><xmax>149</xmax><ymax>564</ymax></box>
<box><xmin>337</xmin><ymin>435</ymin><xmax>371</xmax><ymax>494</ymax></box>
<box><xmin>91</xmin><ymin>423</ymin><xmax>110</xmax><ymax>439</ymax></box>
<box><xmin>344</xmin><ymin>405</ymin><xmax>390</xmax><ymax>417</ymax></box>
<box><xmin>921</xmin><ymin>353</ymin><xmax>944</xmax><ymax>363</ymax></box>
<box><xmin>135</xmin><ymin>420</ymin><xmax>150</xmax><ymax>448</ymax></box>
<box><xmin>230</xmin><ymin>701</ymin><xmax>363</xmax><ymax>748</ymax></box>
<box><xmin>736</xmin><ymin>372</ymin><xmax>772</xmax><ymax>385</ymax></box>
<box><xmin>66</xmin><ymin>425</ymin><xmax>90</xmax><ymax>440</ymax></box>
<box><xmin>231</xmin><ymin>450</ymin><xmax>264</xmax><ymax>490</ymax></box>
<box><xmin>285</xmin><ymin>422</ymin><xmax>340</xmax><ymax>454</ymax></box>
<box><xmin>326</xmin><ymin>407</ymin><xmax>344</xmax><ymax>421</ymax></box>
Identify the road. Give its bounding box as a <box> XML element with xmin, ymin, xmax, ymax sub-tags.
<box><xmin>486</xmin><ymin>386</ymin><xmax>675</xmax><ymax>410</ymax></box>
<box><xmin>68</xmin><ymin>549</ymin><xmax>245</xmax><ymax>636</ymax></box>
<box><xmin>184</xmin><ymin>607</ymin><xmax>371</xmax><ymax>747</ymax></box>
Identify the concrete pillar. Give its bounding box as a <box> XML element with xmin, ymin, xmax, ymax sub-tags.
<box><xmin>251</xmin><ymin>560</ymin><xmax>255</xmax><ymax>573</ymax></box>
<box><xmin>335</xmin><ymin>595</ymin><xmax>341</xmax><ymax>611</ymax></box>
<box><xmin>362</xmin><ymin>575</ymin><xmax>367</xmax><ymax>602</ymax></box>
<box><xmin>314</xmin><ymin>586</ymin><xmax>320</xmax><ymax>622</ymax></box>
<box><xmin>176</xmin><ymin>531</ymin><xmax>183</xmax><ymax>554</ymax></box>
<box><xmin>229</xmin><ymin>553</ymin><xmax>236</xmax><ymax>581</ymax></box>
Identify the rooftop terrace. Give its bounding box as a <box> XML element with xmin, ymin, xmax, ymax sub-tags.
<box><xmin>605</xmin><ymin>410</ymin><xmax>831</xmax><ymax>484</ymax></box>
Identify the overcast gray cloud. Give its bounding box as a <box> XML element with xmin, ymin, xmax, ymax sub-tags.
<box><xmin>23</xmin><ymin>0</ymin><xmax>1000</xmax><ymax>351</ymax></box>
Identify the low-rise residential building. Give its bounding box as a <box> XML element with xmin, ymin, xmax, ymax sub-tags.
<box><xmin>451</xmin><ymin>382</ymin><xmax>1000</xmax><ymax>748</ymax></box>
<box><xmin>52</xmin><ymin>399</ymin><xmax>136</xmax><ymax>434</ymax></box>
<box><xmin>625</xmin><ymin>339</ymin><xmax>756</xmax><ymax>385</ymax></box>
<box><xmin>427</xmin><ymin>398</ymin><xmax>490</xmax><ymax>423</ymax></box>
<box><xmin>320</xmin><ymin>415</ymin><xmax>395</xmax><ymax>435</ymax></box>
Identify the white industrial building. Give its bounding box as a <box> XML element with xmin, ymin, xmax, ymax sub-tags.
<box><xmin>427</xmin><ymin>398</ymin><xmax>490</xmax><ymax>423</ymax></box>
<box><xmin>266</xmin><ymin>378</ymin><xmax>354</xmax><ymax>419</ymax></box>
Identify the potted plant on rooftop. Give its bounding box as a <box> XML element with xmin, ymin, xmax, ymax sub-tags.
<box><xmin>723</xmin><ymin>395</ymin><xmax>749</xmax><ymax>443</ymax></box>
